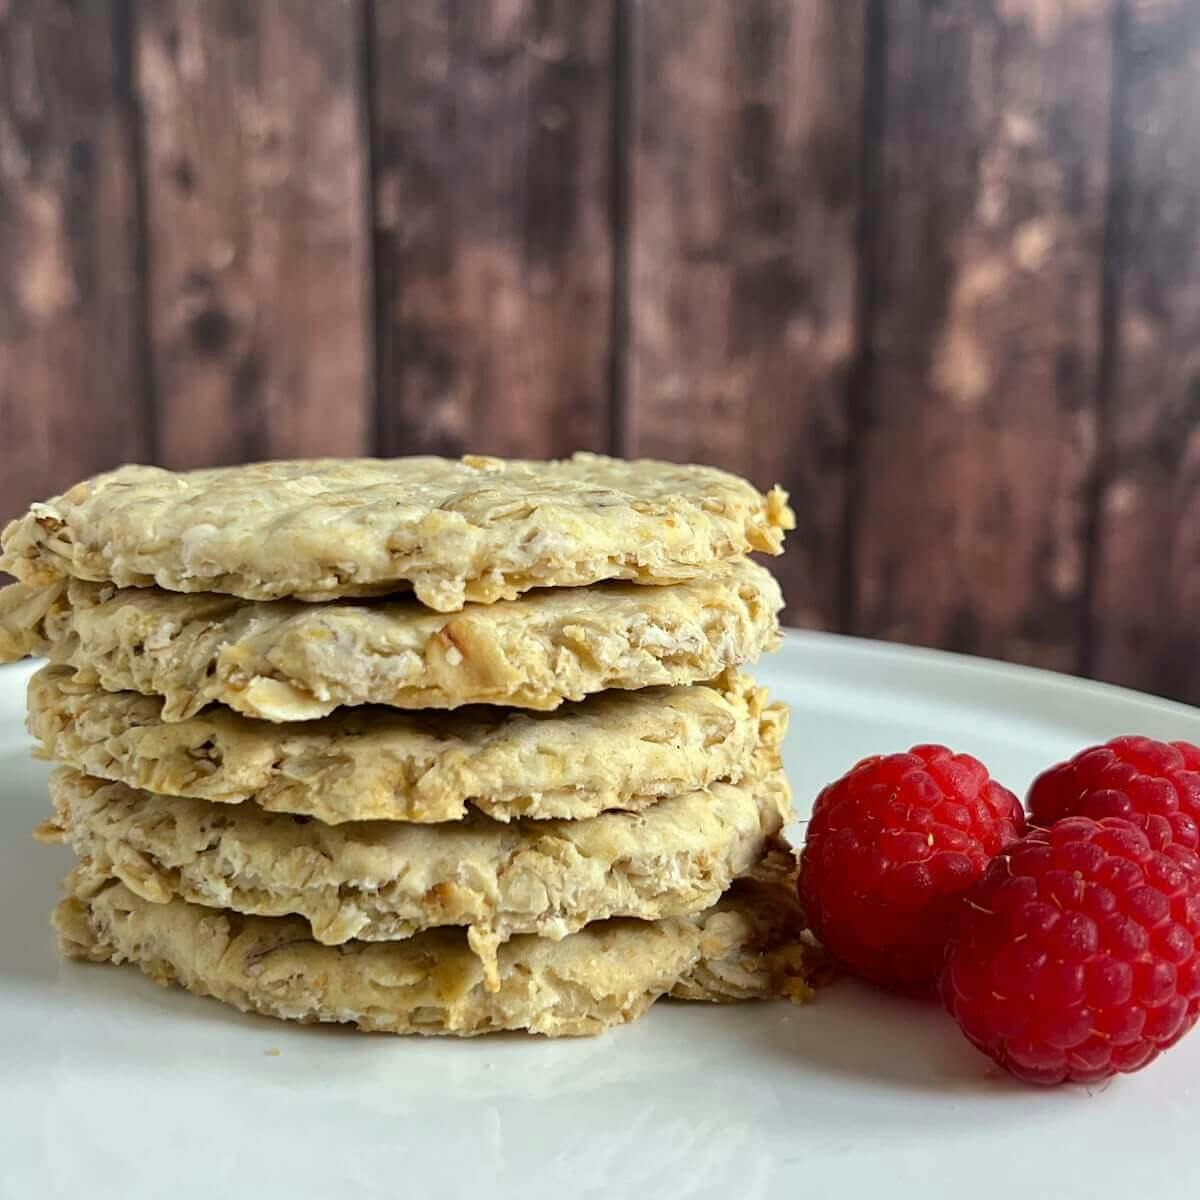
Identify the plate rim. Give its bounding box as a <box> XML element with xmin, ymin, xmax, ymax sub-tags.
<box><xmin>774</xmin><ymin>627</ymin><xmax>1199</xmax><ymax>724</ymax></box>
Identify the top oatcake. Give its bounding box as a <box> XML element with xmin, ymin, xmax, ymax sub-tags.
<box><xmin>0</xmin><ymin>454</ymin><xmax>794</xmax><ymax>610</ymax></box>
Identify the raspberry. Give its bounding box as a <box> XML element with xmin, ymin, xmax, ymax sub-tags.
<box><xmin>1028</xmin><ymin>736</ymin><xmax>1200</xmax><ymax>851</ymax></box>
<box><xmin>798</xmin><ymin>745</ymin><xmax>1025</xmax><ymax>994</ymax></box>
<box><xmin>942</xmin><ymin>816</ymin><xmax>1200</xmax><ymax>1085</ymax></box>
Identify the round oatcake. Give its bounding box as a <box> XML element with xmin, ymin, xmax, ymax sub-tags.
<box><xmin>0</xmin><ymin>558</ymin><xmax>782</xmax><ymax>718</ymax></box>
<box><xmin>1</xmin><ymin>453</ymin><xmax>793</xmax><ymax>609</ymax></box>
<box><xmin>27</xmin><ymin>665</ymin><xmax>778</xmax><ymax>824</ymax></box>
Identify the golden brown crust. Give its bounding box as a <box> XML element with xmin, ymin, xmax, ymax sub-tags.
<box><xmin>2</xmin><ymin>560</ymin><xmax>782</xmax><ymax>718</ymax></box>
<box><xmin>1</xmin><ymin>454</ymin><xmax>794</xmax><ymax>609</ymax></box>
<box><xmin>53</xmin><ymin>852</ymin><xmax>815</xmax><ymax>1037</ymax></box>
<box><xmin>26</xmin><ymin>665</ymin><xmax>778</xmax><ymax>823</ymax></box>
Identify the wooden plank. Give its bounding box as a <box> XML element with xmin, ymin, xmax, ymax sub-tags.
<box><xmin>137</xmin><ymin>0</ymin><xmax>371</xmax><ymax>467</ymax></box>
<box><xmin>371</xmin><ymin>0</ymin><xmax>614</xmax><ymax>459</ymax></box>
<box><xmin>851</xmin><ymin>0</ymin><xmax>1112</xmax><ymax>672</ymax></box>
<box><xmin>624</xmin><ymin>0</ymin><xmax>865</xmax><ymax>631</ymax></box>
<box><xmin>1092</xmin><ymin>1</ymin><xmax>1200</xmax><ymax>702</ymax></box>
<box><xmin>0</xmin><ymin>0</ymin><xmax>148</xmax><ymax>522</ymax></box>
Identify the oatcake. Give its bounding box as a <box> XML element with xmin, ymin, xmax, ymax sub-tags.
<box><xmin>54</xmin><ymin>853</ymin><xmax>814</xmax><ymax>1037</ymax></box>
<box><xmin>42</xmin><ymin>742</ymin><xmax>789</xmax><ymax>982</ymax></box>
<box><xmin>27</xmin><ymin>665</ymin><xmax>776</xmax><ymax>824</ymax></box>
<box><xmin>1</xmin><ymin>454</ymin><xmax>794</xmax><ymax>609</ymax></box>
<box><xmin>0</xmin><ymin>560</ymin><xmax>781</xmax><ymax>719</ymax></box>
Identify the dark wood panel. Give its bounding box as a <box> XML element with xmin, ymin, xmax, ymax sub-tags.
<box><xmin>624</xmin><ymin>0</ymin><xmax>865</xmax><ymax>631</ymax></box>
<box><xmin>372</xmin><ymin>0</ymin><xmax>614</xmax><ymax>458</ymax></box>
<box><xmin>137</xmin><ymin>0</ymin><xmax>371</xmax><ymax>467</ymax></box>
<box><xmin>1092</xmin><ymin>0</ymin><xmax>1200</xmax><ymax>703</ymax></box>
<box><xmin>851</xmin><ymin>0</ymin><xmax>1112</xmax><ymax>673</ymax></box>
<box><xmin>0</xmin><ymin>0</ymin><xmax>148</xmax><ymax>521</ymax></box>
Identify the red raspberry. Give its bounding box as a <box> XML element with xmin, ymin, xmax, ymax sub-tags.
<box><xmin>1028</xmin><ymin>736</ymin><xmax>1200</xmax><ymax>851</ymax></box>
<box><xmin>942</xmin><ymin>817</ymin><xmax>1200</xmax><ymax>1085</ymax></box>
<box><xmin>798</xmin><ymin>745</ymin><xmax>1025</xmax><ymax>994</ymax></box>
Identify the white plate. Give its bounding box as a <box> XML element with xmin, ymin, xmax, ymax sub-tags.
<box><xmin>3</xmin><ymin>633</ymin><xmax>1200</xmax><ymax>1200</ymax></box>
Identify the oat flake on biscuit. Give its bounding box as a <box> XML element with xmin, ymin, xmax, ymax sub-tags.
<box><xmin>0</xmin><ymin>453</ymin><xmax>795</xmax><ymax>610</ymax></box>
<box><xmin>27</xmin><ymin>665</ymin><xmax>776</xmax><ymax>824</ymax></box>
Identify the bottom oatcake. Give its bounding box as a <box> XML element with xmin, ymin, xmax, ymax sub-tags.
<box><xmin>41</xmin><ymin>719</ymin><xmax>788</xmax><ymax>986</ymax></box>
<box><xmin>54</xmin><ymin>854</ymin><xmax>816</xmax><ymax>1038</ymax></box>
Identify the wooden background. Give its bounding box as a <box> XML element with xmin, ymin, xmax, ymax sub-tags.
<box><xmin>2</xmin><ymin>0</ymin><xmax>1198</xmax><ymax>702</ymax></box>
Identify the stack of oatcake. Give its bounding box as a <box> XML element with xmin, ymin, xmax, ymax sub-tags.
<box><xmin>0</xmin><ymin>454</ymin><xmax>815</xmax><ymax>1037</ymax></box>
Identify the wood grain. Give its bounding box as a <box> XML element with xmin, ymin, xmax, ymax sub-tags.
<box><xmin>624</xmin><ymin>0</ymin><xmax>865</xmax><ymax>631</ymax></box>
<box><xmin>1091</xmin><ymin>0</ymin><xmax>1200</xmax><ymax>702</ymax></box>
<box><xmin>0</xmin><ymin>0</ymin><xmax>148</xmax><ymax>523</ymax></box>
<box><xmin>372</xmin><ymin>0</ymin><xmax>614</xmax><ymax>459</ymax></box>
<box><xmin>137</xmin><ymin>0</ymin><xmax>371</xmax><ymax>468</ymax></box>
<box><xmin>851</xmin><ymin>0</ymin><xmax>1112</xmax><ymax>672</ymax></box>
